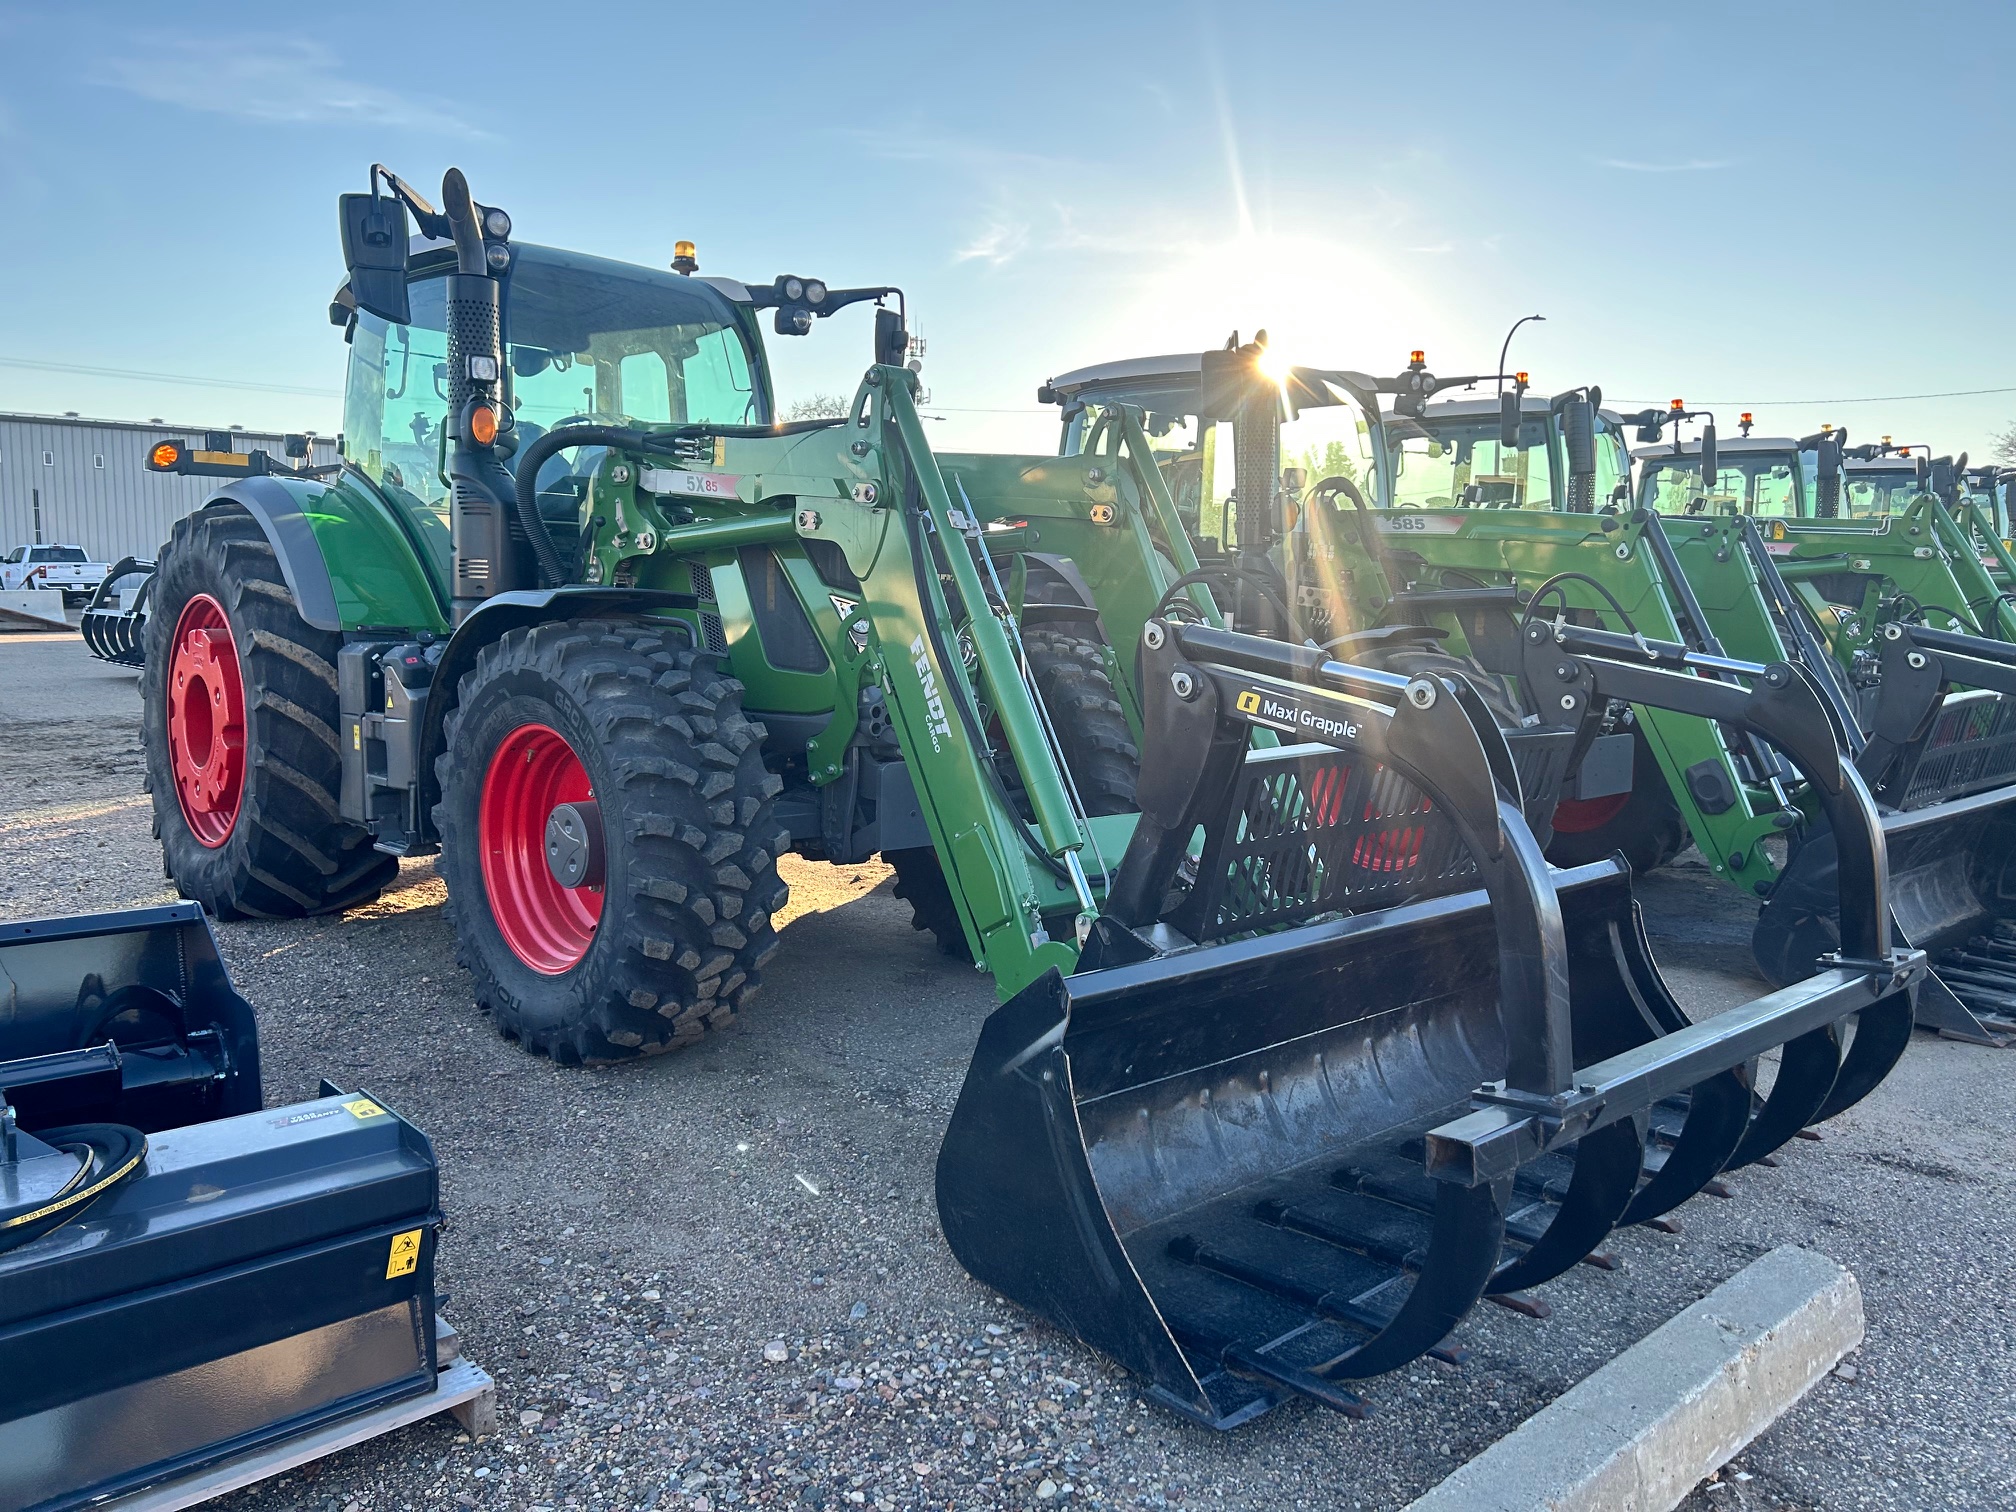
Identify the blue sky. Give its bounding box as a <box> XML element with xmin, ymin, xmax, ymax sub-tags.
<box><xmin>2</xmin><ymin>2</ymin><xmax>2011</xmax><ymax>459</ymax></box>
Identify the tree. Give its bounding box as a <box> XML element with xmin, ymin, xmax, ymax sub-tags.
<box><xmin>1992</xmin><ymin>421</ymin><xmax>2016</xmax><ymax>465</ymax></box>
<box><xmin>784</xmin><ymin>394</ymin><xmax>849</xmax><ymax>421</ymax></box>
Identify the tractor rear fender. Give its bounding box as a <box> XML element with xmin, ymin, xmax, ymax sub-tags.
<box><xmin>202</xmin><ymin>476</ymin><xmax>347</xmax><ymax>630</ymax></box>
<box><xmin>194</xmin><ymin>473</ymin><xmax>451</xmax><ymax>635</ymax></box>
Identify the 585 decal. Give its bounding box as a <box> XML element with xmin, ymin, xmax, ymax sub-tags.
<box><xmin>1373</xmin><ymin>514</ymin><xmax>1464</xmax><ymax>534</ymax></box>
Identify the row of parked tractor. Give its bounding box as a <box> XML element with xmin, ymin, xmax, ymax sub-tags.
<box><xmin>7</xmin><ymin>162</ymin><xmax>2013</xmax><ymax>1507</ymax></box>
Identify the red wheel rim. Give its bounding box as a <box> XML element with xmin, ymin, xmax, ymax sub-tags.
<box><xmin>479</xmin><ymin>723</ymin><xmax>602</xmax><ymax>973</ymax></box>
<box><xmin>166</xmin><ymin>593</ymin><xmax>247</xmax><ymax>848</ymax></box>
<box><xmin>1550</xmin><ymin>792</ymin><xmax>1632</xmax><ymax>835</ymax></box>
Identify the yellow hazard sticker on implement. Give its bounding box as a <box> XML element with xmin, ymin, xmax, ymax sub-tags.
<box><xmin>386</xmin><ymin>1228</ymin><xmax>422</xmax><ymax>1279</ymax></box>
<box><xmin>344</xmin><ymin>1097</ymin><xmax>387</xmax><ymax>1120</ymax></box>
<box><xmin>1235</xmin><ymin>690</ymin><xmax>1262</xmax><ymax>714</ymax></box>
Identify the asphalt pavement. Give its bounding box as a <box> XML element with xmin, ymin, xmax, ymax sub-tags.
<box><xmin>1</xmin><ymin>627</ymin><xmax>2009</xmax><ymax>1512</ymax></box>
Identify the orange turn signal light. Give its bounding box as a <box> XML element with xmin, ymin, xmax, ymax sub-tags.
<box><xmin>469</xmin><ymin>404</ymin><xmax>499</xmax><ymax>446</ymax></box>
<box><xmin>149</xmin><ymin>441</ymin><xmax>183</xmax><ymax>470</ymax></box>
<box><xmin>1740</xmin><ymin>412</ymin><xmax>1753</xmax><ymax>425</ymax></box>
<box><xmin>1670</xmin><ymin>398</ymin><xmax>1685</xmax><ymax>411</ymax></box>
<box><xmin>1410</xmin><ymin>350</ymin><xmax>1426</xmax><ymax>365</ymax></box>
<box><xmin>1514</xmin><ymin>371</ymin><xmax>1528</xmax><ymax>385</ymax></box>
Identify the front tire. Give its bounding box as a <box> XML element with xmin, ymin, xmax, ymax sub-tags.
<box><xmin>434</xmin><ymin>619</ymin><xmax>787</xmax><ymax>1063</ymax></box>
<box><xmin>143</xmin><ymin>503</ymin><xmax>396</xmax><ymax>918</ymax></box>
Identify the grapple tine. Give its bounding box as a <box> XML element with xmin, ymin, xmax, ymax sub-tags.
<box><xmin>1810</xmin><ymin>990</ymin><xmax>1915</xmax><ymax>1124</ymax></box>
<box><xmin>1487</xmin><ymin>1119</ymin><xmax>1642</xmax><ymax>1294</ymax></box>
<box><xmin>1621</xmin><ymin>1069</ymin><xmax>1751</xmax><ymax>1225</ymax></box>
<box><xmin>1724</xmin><ymin>1027</ymin><xmax>1845</xmax><ymax>1170</ymax></box>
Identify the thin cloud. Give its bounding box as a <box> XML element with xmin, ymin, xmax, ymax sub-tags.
<box><xmin>953</xmin><ymin>222</ymin><xmax>1031</xmax><ymax>267</ymax></box>
<box><xmin>1597</xmin><ymin>156</ymin><xmax>1731</xmax><ymax>173</ymax></box>
<box><xmin>98</xmin><ymin>36</ymin><xmax>489</xmax><ymax>138</ymax></box>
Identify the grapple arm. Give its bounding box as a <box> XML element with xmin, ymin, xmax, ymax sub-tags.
<box><xmin>1859</xmin><ymin>622</ymin><xmax>2016</xmax><ymax>805</ymax></box>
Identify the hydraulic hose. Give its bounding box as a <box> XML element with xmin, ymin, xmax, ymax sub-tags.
<box><xmin>1</xmin><ymin>1123</ymin><xmax>146</xmax><ymax>1255</ymax></box>
<box><xmin>511</xmin><ymin>424</ymin><xmax>654</xmax><ymax>588</ymax></box>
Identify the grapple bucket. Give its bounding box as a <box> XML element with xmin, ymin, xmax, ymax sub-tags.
<box><xmin>79</xmin><ymin>556</ymin><xmax>153</xmax><ymax>668</ymax></box>
<box><xmin>937</xmin><ymin>622</ymin><xmax>1920</xmax><ymax>1426</ymax></box>
<box><xmin>1756</xmin><ymin>622</ymin><xmax>2016</xmax><ymax>1041</ymax></box>
<box><xmin>0</xmin><ymin>903</ymin><xmax>260</xmax><ymax>1133</ymax></box>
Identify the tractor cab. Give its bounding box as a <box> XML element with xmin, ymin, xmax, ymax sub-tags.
<box><xmin>335</xmin><ymin>238</ymin><xmax>772</xmax><ymax>589</ymax></box>
<box><xmin>1842</xmin><ymin>458</ymin><xmax>1930</xmax><ymax>517</ymax></box>
<box><xmin>1633</xmin><ymin>434</ymin><xmax>1806</xmax><ymax>516</ymax></box>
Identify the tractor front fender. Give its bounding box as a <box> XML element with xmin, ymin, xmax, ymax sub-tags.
<box><xmin>415</xmin><ymin>588</ymin><xmax>701</xmax><ymax>829</ymax></box>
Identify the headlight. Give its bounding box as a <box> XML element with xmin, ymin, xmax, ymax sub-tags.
<box><xmin>486</xmin><ymin>242</ymin><xmax>512</xmax><ymax>271</ymax></box>
<box><xmin>783</xmin><ymin>277</ymin><xmax>805</xmax><ymax>300</ymax></box>
<box><xmin>806</xmin><ymin>280</ymin><xmax>827</xmax><ymax>304</ymax></box>
<box><xmin>484</xmin><ymin>207</ymin><xmax>512</xmax><ymax>239</ymax></box>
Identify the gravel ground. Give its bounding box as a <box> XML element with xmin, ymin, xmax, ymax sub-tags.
<box><xmin>2</xmin><ymin>628</ymin><xmax>2011</xmax><ymax>1512</ymax></box>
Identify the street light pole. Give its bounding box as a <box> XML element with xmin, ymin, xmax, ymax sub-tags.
<box><xmin>1497</xmin><ymin>314</ymin><xmax>1545</xmax><ymax>393</ymax></box>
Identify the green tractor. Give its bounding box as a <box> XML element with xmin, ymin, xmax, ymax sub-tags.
<box><xmin>1044</xmin><ymin>345</ymin><xmax>2016</xmax><ymax>1038</ymax></box>
<box><xmin>140</xmin><ymin>167</ymin><xmax>1923</xmax><ymax>1426</ymax></box>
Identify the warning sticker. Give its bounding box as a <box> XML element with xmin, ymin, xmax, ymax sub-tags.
<box><xmin>344</xmin><ymin>1097</ymin><xmax>388</xmax><ymax>1121</ymax></box>
<box><xmin>386</xmin><ymin>1228</ymin><xmax>422</xmax><ymax>1279</ymax></box>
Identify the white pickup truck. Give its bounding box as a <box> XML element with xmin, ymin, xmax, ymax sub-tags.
<box><xmin>1</xmin><ymin>544</ymin><xmax>111</xmax><ymax>605</ymax></box>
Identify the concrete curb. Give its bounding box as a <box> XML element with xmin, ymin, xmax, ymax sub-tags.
<box><xmin>1405</xmin><ymin>1245</ymin><xmax>1862</xmax><ymax>1512</ymax></box>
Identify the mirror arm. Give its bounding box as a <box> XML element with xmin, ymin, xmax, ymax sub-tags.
<box><xmin>372</xmin><ymin>164</ymin><xmax>450</xmax><ymax>241</ymax></box>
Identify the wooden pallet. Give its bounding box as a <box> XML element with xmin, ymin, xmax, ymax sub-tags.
<box><xmin>100</xmin><ymin>1321</ymin><xmax>495</xmax><ymax>1511</ymax></box>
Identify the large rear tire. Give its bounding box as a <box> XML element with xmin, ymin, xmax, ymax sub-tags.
<box><xmin>143</xmin><ymin>503</ymin><xmax>396</xmax><ymax>919</ymax></box>
<box><xmin>889</xmin><ymin>625</ymin><xmax>1139</xmax><ymax>960</ymax></box>
<box><xmin>434</xmin><ymin>619</ymin><xmax>787</xmax><ymax>1063</ymax></box>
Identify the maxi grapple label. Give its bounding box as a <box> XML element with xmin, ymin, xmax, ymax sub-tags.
<box><xmin>1232</xmin><ymin>686</ymin><xmax>1360</xmax><ymax>742</ymax></box>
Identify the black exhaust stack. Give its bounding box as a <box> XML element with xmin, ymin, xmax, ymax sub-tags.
<box><xmin>439</xmin><ymin>169</ymin><xmax>523</xmax><ymax>620</ymax></box>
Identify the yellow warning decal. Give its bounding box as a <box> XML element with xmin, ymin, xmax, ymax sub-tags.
<box><xmin>344</xmin><ymin>1097</ymin><xmax>387</xmax><ymax>1120</ymax></box>
<box><xmin>386</xmin><ymin>1228</ymin><xmax>422</xmax><ymax>1279</ymax></box>
<box><xmin>1235</xmin><ymin>690</ymin><xmax>1262</xmax><ymax>715</ymax></box>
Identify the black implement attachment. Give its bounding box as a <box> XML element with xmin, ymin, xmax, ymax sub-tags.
<box><xmin>79</xmin><ymin>556</ymin><xmax>155</xmax><ymax>668</ymax></box>
<box><xmin>0</xmin><ymin>903</ymin><xmax>260</xmax><ymax>1135</ymax></box>
<box><xmin>1756</xmin><ymin>620</ymin><xmax>2016</xmax><ymax>1042</ymax></box>
<box><xmin>937</xmin><ymin>620</ymin><xmax>1919</xmax><ymax>1427</ymax></box>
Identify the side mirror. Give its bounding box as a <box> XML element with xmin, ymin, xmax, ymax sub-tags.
<box><xmin>1697</xmin><ymin>421</ymin><xmax>1718</xmax><ymax>488</ymax></box>
<box><xmin>1915</xmin><ymin>455</ymin><xmax>1931</xmax><ymax>489</ymax></box>
<box><xmin>874</xmin><ymin>307</ymin><xmax>908</xmax><ymax>367</ymax></box>
<box><xmin>339</xmin><ymin>192</ymin><xmax>411</xmax><ymax>325</ymax></box>
<box><xmin>284</xmin><ymin>434</ymin><xmax>312</xmax><ymax>459</ymax></box>
<box><xmin>1499</xmin><ymin>390</ymin><xmax>1521</xmax><ymax>450</ymax></box>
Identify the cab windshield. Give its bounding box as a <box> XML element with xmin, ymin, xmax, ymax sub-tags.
<box><xmin>1843</xmin><ymin>467</ymin><xmax>1925</xmax><ymax>517</ymax></box>
<box><xmin>1064</xmin><ymin>392</ymin><xmax>1371</xmax><ymax>551</ymax></box>
<box><xmin>1385</xmin><ymin>413</ymin><xmax>1555</xmax><ymax>509</ymax></box>
<box><xmin>1637</xmin><ymin>454</ymin><xmax>1802</xmax><ymax>516</ymax></box>
<box><xmin>343</xmin><ymin>245</ymin><xmax>762</xmax><ymax>519</ymax></box>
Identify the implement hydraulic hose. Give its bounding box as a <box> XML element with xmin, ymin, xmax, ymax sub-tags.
<box><xmin>1</xmin><ymin>1123</ymin><xmax>146</xmax><ymax>1255</ymax></box>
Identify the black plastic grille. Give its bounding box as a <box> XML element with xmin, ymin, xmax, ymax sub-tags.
<box><xmin>689</xmin><ymin>562</ymin><xmax>716</xmax><ymax>601</ymax></box>
<box><xmin>738</xmin><ymin>546</ymin><xmax>829</xmax><ymax>673</ymax></box>
<box><xmin>1178</xmin><ymin>728</ymin><xmax>1573</xmax><ymax>941</ymax></box>
<box><xmin>701</xmin><ymin>612</ymin><xmax>728</xmax><ymax>655</ymax></box>
<box><xmin>1905</xmin><ymin>691</ymin><xmax>2016</xmax><ymax>807</ymax></box>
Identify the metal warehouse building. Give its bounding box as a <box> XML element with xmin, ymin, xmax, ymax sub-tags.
<box><xmin>0</xmin><ymin>412</ymin><xmax>340</xmax><ymax>566</ymax></box>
